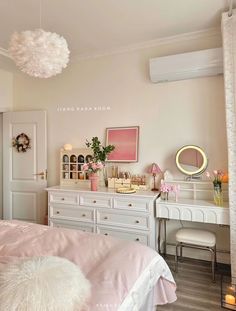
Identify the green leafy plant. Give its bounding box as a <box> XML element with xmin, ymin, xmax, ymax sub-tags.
<box><xmin>85</xmin><ymin>137</ymin><xmax>115</xmax><ymax>162</ymax></box>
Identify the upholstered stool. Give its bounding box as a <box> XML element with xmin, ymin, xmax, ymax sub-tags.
<box><xmin>175</xmin><ymin>228</ymin><xmax>216</xmax><ymax>281</ymax></box>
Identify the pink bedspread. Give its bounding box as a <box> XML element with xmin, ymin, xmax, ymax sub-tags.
<box><xmin>0</xmin><ymin>221</ymin><xmax>176</xmax><ymax>310</ymax></box>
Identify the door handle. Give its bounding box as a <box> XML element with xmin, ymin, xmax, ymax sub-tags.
<box><xmin>33</xmin><ymin>170</ymin><xmax>47</xmax><ymax>180</ymax></box>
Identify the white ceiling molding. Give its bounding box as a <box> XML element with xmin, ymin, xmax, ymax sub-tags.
<box><xmin>0</xmin><ymin>47</ymin><xmax>12</xmax><ymax>59</ymax></box>
<box><xmin>72</xmin><ymin>27</ymin><xmax>221</xmax><ymax>62</ymax></box>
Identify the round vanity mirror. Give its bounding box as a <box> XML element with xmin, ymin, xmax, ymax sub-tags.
<box><xmin>175</xmin><ymin>145</ymin><xmax>208</xmax><ymax>177</ymax></box>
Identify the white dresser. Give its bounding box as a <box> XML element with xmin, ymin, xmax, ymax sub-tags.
<box><xmin>46</xmin><ymin>186</ymin><xmax>158</xmax><ymax>249</ymax></box>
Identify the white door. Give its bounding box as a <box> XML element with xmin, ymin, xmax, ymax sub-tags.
<box><xmin>3</xmin><ymin>111</ymin><xmax>47</xmax><ymax>224</ymax></box>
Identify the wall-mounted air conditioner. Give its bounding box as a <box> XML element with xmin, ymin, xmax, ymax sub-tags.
<box><xmin>149</xmin><ymin>47</ymin><xmax>223</xmax><ymax>83</ymax></box>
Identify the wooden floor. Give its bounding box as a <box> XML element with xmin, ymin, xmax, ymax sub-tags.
<box><xmin>158</xmin><ymin>257</ymin><xmax>230</xmax><ymax>311</ymax></box>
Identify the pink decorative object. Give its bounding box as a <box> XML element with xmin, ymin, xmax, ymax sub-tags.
<box><xmin>149</xmin><ymin>163</ymin><xmax>162</xmax><ymax>191</ymax></box>
<box><xmin>160</xmin><ymin>180</ymin><xmax>174</xmax><ymax>200</ymax></box>
<box><xmin>89</xmin><ymin>173</ymin><xmax>99</xmax><ymax>191</ymax></box>
<box><xmin>172</xmin><ymin>185</ymin><xmax>180</xmax><ymax>202</ymax></box>
<box><xmin>106</xmin><ymin>126</ymin><xmax>139</xmax><ymax>162</ymax></box>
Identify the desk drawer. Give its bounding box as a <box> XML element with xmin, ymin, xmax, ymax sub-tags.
<box><xmin>80</xmin><ymin>195</ymin><xmax>112</xmax><ymax>208</ymax></box>
<box><xmin>49</xmin><ymin>192</ymin><xmax>78</xmax><ymax>205</ymax></box>
<box><xmin>50</xmin><ymin>219</ymin><xmax>94</xmax><ymax>233</ymax></box>
<box><xmin>97</xmin><ymin>210</ymin><xmax>149</xmax><ymax>230</ymax></box>
<box><xmin>97</xmin><ymin>226</ymin><xmax>148</xmax><ymax>245</ymax></box>
<box><xmin>51</xmin><ymin>205</ymin><xmax>94</xmax><ymax>222</ymax></box>
<box><xmin>114</xmin><ymin>197</ymin><xmax>150</xmax><ymax>212</ymax></box>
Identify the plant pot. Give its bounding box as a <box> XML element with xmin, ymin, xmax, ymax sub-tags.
<box><xmin>89</xmin><ymin>173</ymin><xmax>99</xmax><ymax>191</ymax></box>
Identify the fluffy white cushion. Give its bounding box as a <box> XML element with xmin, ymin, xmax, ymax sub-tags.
<box><xmin>0</xmin><ymin>256</ymin><xmax>91</xmax><ymax>311</ymax></box>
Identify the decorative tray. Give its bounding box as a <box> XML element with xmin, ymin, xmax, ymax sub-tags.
<box><xmin>116</xmin><ymin>187</ymin><xmax>136</xmax><ymax>194</ymax></box>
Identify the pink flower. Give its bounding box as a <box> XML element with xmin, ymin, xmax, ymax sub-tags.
<box><xmin>206</xmin><ymin>169</ymin><xmax>225</xmax><ymax>183</ymax></box>
<box><xmin>92</xmin><ymin>163</ymin><xmax>97</xmax><ymax>170</ymax></box>
<box><xmin>160</xmin><ymin>183</ymin><xmax>172</xmax><ymax>192</ymax></box>
<box><xmin>82</xmin><ymin>163</ymin><xmax>88</xmax><ymax>171</ymax></box>
<box><xmin>96</xmin><ymin>162</ymin><xmax>104</xmax><ymax>169</ymax></box>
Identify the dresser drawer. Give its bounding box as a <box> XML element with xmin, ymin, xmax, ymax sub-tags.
<box><xmin>113</xmin><ymin>197</ymin><xmax>150</xmax><ymax>212</ymax></box>
<box><xmin>79</xmin><ymin>195</ymin><xmax>112</xmax><ymax>208</ymax></box>
<box><xmin>50</xmin><ymin>219</ymin><xmax>94</xmax><ymax>233</ymax></box>
<box><xmin>97</xmin><ymin>226</ymin><xmax>148</xmax><ymax>245</ymax></box>
<box><xmin>49</xmin><ymin>192</ymin><xmax>78</xmax><ymax>204</ymax></box>
<box><xmin>97</xmin><ymin>210</ymin><xmax>149</xmax><ymax>230</ymax></box>
<box><xmin>50</xmin><ymin>205</ymin><xmax>94</xmax><ymax>223</ymax></box>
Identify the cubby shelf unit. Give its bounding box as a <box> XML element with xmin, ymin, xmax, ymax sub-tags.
<box><xmin>60</xmin><ymin>148</ymin><xmax>93</xmax><ymax>185</ymax></box>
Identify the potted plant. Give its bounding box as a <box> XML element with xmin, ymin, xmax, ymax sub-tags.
<box><xmin>85</xmin><ymin>137</ymin><xmax>115</xmax><ymax>186</ymax></box>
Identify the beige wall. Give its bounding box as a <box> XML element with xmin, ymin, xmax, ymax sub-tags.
<box><xmin>12</xmin><ymin>32</ymin><xmax>230</xmax><ymax>262</ymax></box>
<box><xmin>0</xmin><ymin>67</ymin><xmax>13</xmax><ymax>111</ymax></box>
<box><xmin>13</xmin><ymin>33</ymin><xmax>227</xmax><ymax>184</ymax></box>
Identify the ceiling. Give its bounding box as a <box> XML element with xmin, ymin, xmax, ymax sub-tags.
<box><xmin>0</xmin><ymin>0</ymin><xmax>232</xmax><ymax>57</ymax></box>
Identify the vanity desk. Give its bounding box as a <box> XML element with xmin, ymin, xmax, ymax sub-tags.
<box><xmin>156</xmin><ymin>180</ymin><xmax>229</xmax><ymax>255</ymax></box>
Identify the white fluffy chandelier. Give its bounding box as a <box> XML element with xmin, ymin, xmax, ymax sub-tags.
<box><xmin>9</xmin><ymin>28</ymin><xmax>70</xmax><ymax>78</ymax></box>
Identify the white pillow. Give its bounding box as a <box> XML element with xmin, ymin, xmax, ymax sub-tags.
<box><xmin>0</xmin><ymin>256</ymin><xmax>91</xmax><ymax>311</ymax></box>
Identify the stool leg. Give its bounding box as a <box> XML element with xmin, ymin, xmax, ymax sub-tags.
<box><xmin>180</xmin><ymin>243</ymin><xmax>183</xmax><ymax>262</ymax></box>
<box><xmin>210</xmin><ymin>248</ymin><xmax>215</xmax><ymax>282</ymax></box>
<box><xmin>175</xmin><ymin>243</ymin><xmax>179</xmax><ymax>273</ymax></box>
<box><xmin>214</xmin><ymin>245</ymin><xmax>217</xmax><ymax>270</ymax></box>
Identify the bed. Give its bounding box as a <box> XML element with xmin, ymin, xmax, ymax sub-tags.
<box><xmin>0</xmin><ymin>220</ymin><xmax>176</xmax><ymax>310</ymax></box>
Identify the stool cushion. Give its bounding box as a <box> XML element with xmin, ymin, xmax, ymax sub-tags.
<box><xmin>176</xmin><ymin>228</ymin><xmax>216</xmax><ymax>248</ymax></box>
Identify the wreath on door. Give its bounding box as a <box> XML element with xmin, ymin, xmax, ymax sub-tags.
<box><xmin>12</xmin><ymin>133</ymin><xmax>31</xmax><ymax>152</ymax></box>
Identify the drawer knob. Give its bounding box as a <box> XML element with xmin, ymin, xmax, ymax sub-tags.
<box><xmin>56</xmin><ymin>211</ymin><xmax>60</xmax><ymax>214</ymax></box>
<box><xmin>104</xmin><ymin>216</ymin><xmax>108</xmax><ymax>220</ymax></box>
<box><xmin>135</xmin><ymin>220</ymin><xmax>140</xmax><ymax>224</ymax></box>
<box><xmin>104</xmin><ymin>233</ymin><xmax>108</xmax><ymax>236</ymax></box>
<box><xmin>128</xmin><ymin>203</ymin><xmax>132</xmax><ymax>207</ymax></box>
<box><xmin>93</xmin><ymin>200</ymin><xmax>97</xmax><ymax>203</ymax></box>
<box><xmin>61</xmin><ymin>198</ymin><xmax>65</xmax><ymax>201</ymax></box>
<box><xmin>135</xmin><ymin>238</ymin><xmax>140</xmax><ymax>241</ymax></box>
<box><xmin>82</xmin><ymin>214</ymin><xmax>86</xmax><ymax>217</ymax></box>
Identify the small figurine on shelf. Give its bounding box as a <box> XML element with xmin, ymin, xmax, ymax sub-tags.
<box><xmin>63</xmin><ymin>164</ymin><xmax>69</xmax><ymax>171</ymax></box>
<box><xmin>163</xmin><ymin>170</ymin><xmax>174</xmax><ymax>181</ymax></box>
<box><xmin>70</xmin><ymin>155</ymin><xmax>77</xmax><ymax>163</ymax></box>
<box><xmin>63</xmin><ymin>155</ymin><xmax>69</xmax><ymax>163</ymax></box>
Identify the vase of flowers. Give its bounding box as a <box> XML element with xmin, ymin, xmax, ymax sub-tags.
<box><xmin>85</xmin><ymin>137</ymin><xmax>115</xmax><ymax>187</ymax></box>
<box><xmin>82</xmin><ymin>161</ymin><xmax>104</xmax><ymax>191</ymax></box>
<box><xmin>206</xmin><ymin>170</ymin><xmax>224</xmax><ymax>206</ymax></box>
<box><xmin>160</xmin><ymin>182</ymin><xmax>172</xmax><ymax>200</ymax></box>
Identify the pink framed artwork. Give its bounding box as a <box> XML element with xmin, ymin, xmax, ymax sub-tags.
<box><xmin>106</xmin><ymin>126</ymin><xmax>139</xmax><ymax>162</ymax></box>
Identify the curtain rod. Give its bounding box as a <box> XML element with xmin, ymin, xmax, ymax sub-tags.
<box><xmin>228</xmin><ymin>0</ymin><xmax>233</xmax><ymax>17</ymax></box>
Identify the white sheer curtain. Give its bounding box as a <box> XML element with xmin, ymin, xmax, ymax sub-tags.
<box><xmin>222</xmin><ymin>10</ymin><xmax>236</xmax><ymax>282</ymax></box>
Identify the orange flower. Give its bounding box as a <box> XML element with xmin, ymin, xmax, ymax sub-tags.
<box><xmin>222</xmin><ymin>173</ymin><xmax>229</xmax><ymax>183</ymax></box>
